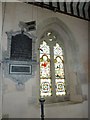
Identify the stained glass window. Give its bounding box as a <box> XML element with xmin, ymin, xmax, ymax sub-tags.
<box><xmin>40</xmin><ymin>41</ymin><xmax>52</xmax><ymax>97</ymax></box>
<box><xmin>39</xmin><ymin>32</ymin><xmax>66</xmax><ymax>98</ymax></box>
<box><xmin>54</xmin><ymin>43</ymin><xmax>66</xmax><ymax>95</ymax></box>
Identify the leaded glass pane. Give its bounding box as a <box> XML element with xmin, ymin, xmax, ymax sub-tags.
<box><xmin>54</xmin><ymin>43</ymin><xmax>66</xmax><ymax>96</ymax></box>
<box><xmin>40</xmin><ymin>79</ymin><xmax>52</xmax><ymax>96</ymax></box>
<box><xmin>40</xmin><ymin>41</ymin><xmax>52</xmax><ymax>97</ymax></box>
<box><xmin>56</xmin><ymin>79</ymin><xmax>66</xmax><ymax>95</ymax></box>
<box><xmin>54</xmin><ymin>43</ymin><xmax>63</xmax><ymax>56</ymax></box>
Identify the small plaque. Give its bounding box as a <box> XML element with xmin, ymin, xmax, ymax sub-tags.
<box><xmin>9</xmin><ymin>64</ymin><xmax>32</xmax><ymax>75</ymax></box>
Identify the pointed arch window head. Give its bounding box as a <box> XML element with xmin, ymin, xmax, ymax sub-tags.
<box><xmin>39</xmin><ymin>33</ymin><xmax>66</xmax><ymax>98</ymax></box>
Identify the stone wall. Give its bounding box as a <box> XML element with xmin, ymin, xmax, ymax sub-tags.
<box><xmin>0</xmin><ymin>2</ymin><xmax>88</xmax><ymax>118</ymax></box>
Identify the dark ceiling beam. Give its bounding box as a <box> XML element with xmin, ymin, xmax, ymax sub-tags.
<box><xmin>88</xmin><ymin>2</ymin><xmax>90</xmax><ymax>19</ymax></box>
<box><xmin>70</xmin><ymin>2</ymin><xmax>73</xmax><ymax>14</ymax></box>
<box><xmin>77</xmin><ymin>1</ymin><xmax>80</xmax><ymax>17</ymax></box>
<box><xmin>49</xmin><ymin>2</ymin><xmax>54</xmax><ymax>10</ymax></box>
<box><xmin>49</xmin><ymin>2</ymin><xmax>52</xmax><ymax>7</ymax></box>
<box><xmin>27</xmin><ymin>2</ymin><xmax>89</xmax><ymax>21</ymax></box>
<box><xmin>40</xmin><ymin>1</ymin><xmax>44</xmax><ymax>7</ymax></box>
<box><xmin>83</xmin><ymin>2</ymin><xmax>86</xmax><ymax>19</ymax></box>
<box><xmin>57</xmin><ymin>2</ymin><xmax>60</xmax><ymax>11</ymax></box>
<box><xmin>64</xmin><ymin>2</ymin><xmax>67</xmax><ymax>13</ymax></box>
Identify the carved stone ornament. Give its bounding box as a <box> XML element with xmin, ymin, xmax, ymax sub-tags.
<box><xmin>2</xmin><ymin>30</ymin><xmax>38</xmax><ymax>87</ymax></box>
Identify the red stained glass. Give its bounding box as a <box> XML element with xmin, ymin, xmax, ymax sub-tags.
<box><xmin>40</xmin><ymin>41</ymin><xmax>52</xmax><ymax>97</ymax></box>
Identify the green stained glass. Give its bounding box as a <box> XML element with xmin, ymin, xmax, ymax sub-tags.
<box><xmin>54</xmin><ymin>43</ymin><xmax>66</xmax><ymax>96</ymax></box>
<box><xmin>40</xmin><ymin>41</ymin><xmax>52</xmax><ymax>97</ymax></box>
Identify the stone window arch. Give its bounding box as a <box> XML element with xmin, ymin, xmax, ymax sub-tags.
<box><xmin>36</xmin><ymin>17</ymin><xmax>83</xmax><ymax>103</ymax></box>
<box><xmin>39</xmin><ymin>31</ymin><xmax>68</xmax><ymax>103</ymax></box>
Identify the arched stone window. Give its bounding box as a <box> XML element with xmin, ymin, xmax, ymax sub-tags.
<box><xmin>37</xmin><ymin>31</ymin><xmax>70</xmax><ymax>103</ymax></box>
<box><xmin>36</xmin><ymin>18</ymin><xmax>83</xmax><ymax>103</ymax></box>
<box><xmin>39</xmin><ymin>32</ymin><xmax>66</xmax><ymax>98</ymax></box>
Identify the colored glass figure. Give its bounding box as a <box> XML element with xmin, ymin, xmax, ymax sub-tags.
<box><xmin>40</xmin><ymin>41</ymin><xmax>52</xmax><ymax>97</ymax></box>
<box><xmin>54</xmin><ymin>43</ymin><xmax>66</xmax><ymax>95</ymax></box>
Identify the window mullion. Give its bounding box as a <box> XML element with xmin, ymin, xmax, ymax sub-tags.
<box><xmin>50</xmin><ymin>45</ymin><xmax>56</xmax><ymax>97</ymax></box>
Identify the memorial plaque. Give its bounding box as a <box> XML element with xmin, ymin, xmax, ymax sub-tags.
<box><xmin>10</xmin><ymin>34</ymin><xmax>32</xmax><ymax>60</ymax></box>
<box><xmin>9</xmin><ymin>64</ymin><xmax>32</xmax><ymax>74</ymax></box>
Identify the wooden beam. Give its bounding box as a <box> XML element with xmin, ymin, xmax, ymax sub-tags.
<box><xmin>77</xmin><ymin>2</ymin><xmax>80</xmax><ymax>17</ymax></box>
<box><xmin>64</xmin><ymin>2</ymin><xmax>67</xmax><ymax>13</ymax></box>
<box><xmin>57</xmin><ymin>2</ymin><xmax>60</xmax><ymax>11</ymax></box>
<box><xmin>27</xmin><ymin>2</ymin><xmax>89</xmax><ymax>21</ymax></box>
<box><xmin>70</xmin><ymin>2</ymin><xmax>73</xmax><ymax>14</ymax></box>
<box><xmin>82</xmin><ymin>2</ymin><xmax>86</xmax><ymax>19</ymax></box>
<box><xmin>49</xmin><ymin>1</ymin><xmax>52</xmax><ymax>7</ymax></box>
<box><xmin>88</xmin><ymin>2</ymin><xmax>90</xmax><ymax>20</ymax></box>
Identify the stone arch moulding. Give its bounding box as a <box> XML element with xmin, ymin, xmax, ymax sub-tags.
<box><xmin>36</xmin><ymin>17</ymin><xmax>83</xmax><ymax>103</ymax></box>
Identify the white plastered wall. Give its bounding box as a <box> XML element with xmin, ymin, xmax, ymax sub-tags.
<box><xmin>0</xmin><ymin>2</ymin><xmax>2</xmax><ymax>120</ymax></box>
<box><xmin>0</xmin><ymin>2</ymin><xmax>88</xmax><ymax>118</ymax></box>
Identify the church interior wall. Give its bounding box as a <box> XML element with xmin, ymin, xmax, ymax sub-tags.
<box><xmin>0</xmin><ymin>2</ymin><xmax>88</xmax><ymax>118</ymax></box>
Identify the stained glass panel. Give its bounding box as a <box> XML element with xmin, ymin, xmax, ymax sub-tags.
<box><xmin>54</xmin><ymin>43</ymin><xmax>66</xmax><ymax>96</ymax></box>
<box><xmin>56</xmin><ymin>79</ymin><xmax>66</xmax><ymax>95</ymax></box>
<box><xmin>40</xmin><ymin>41</ymin><xmax>52</xmax><ymax>97</ymax></box>
<box><xmin>40</xmin><ymin>79</ymin><xmax>52</xmax><ymax>96</ymax></box>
